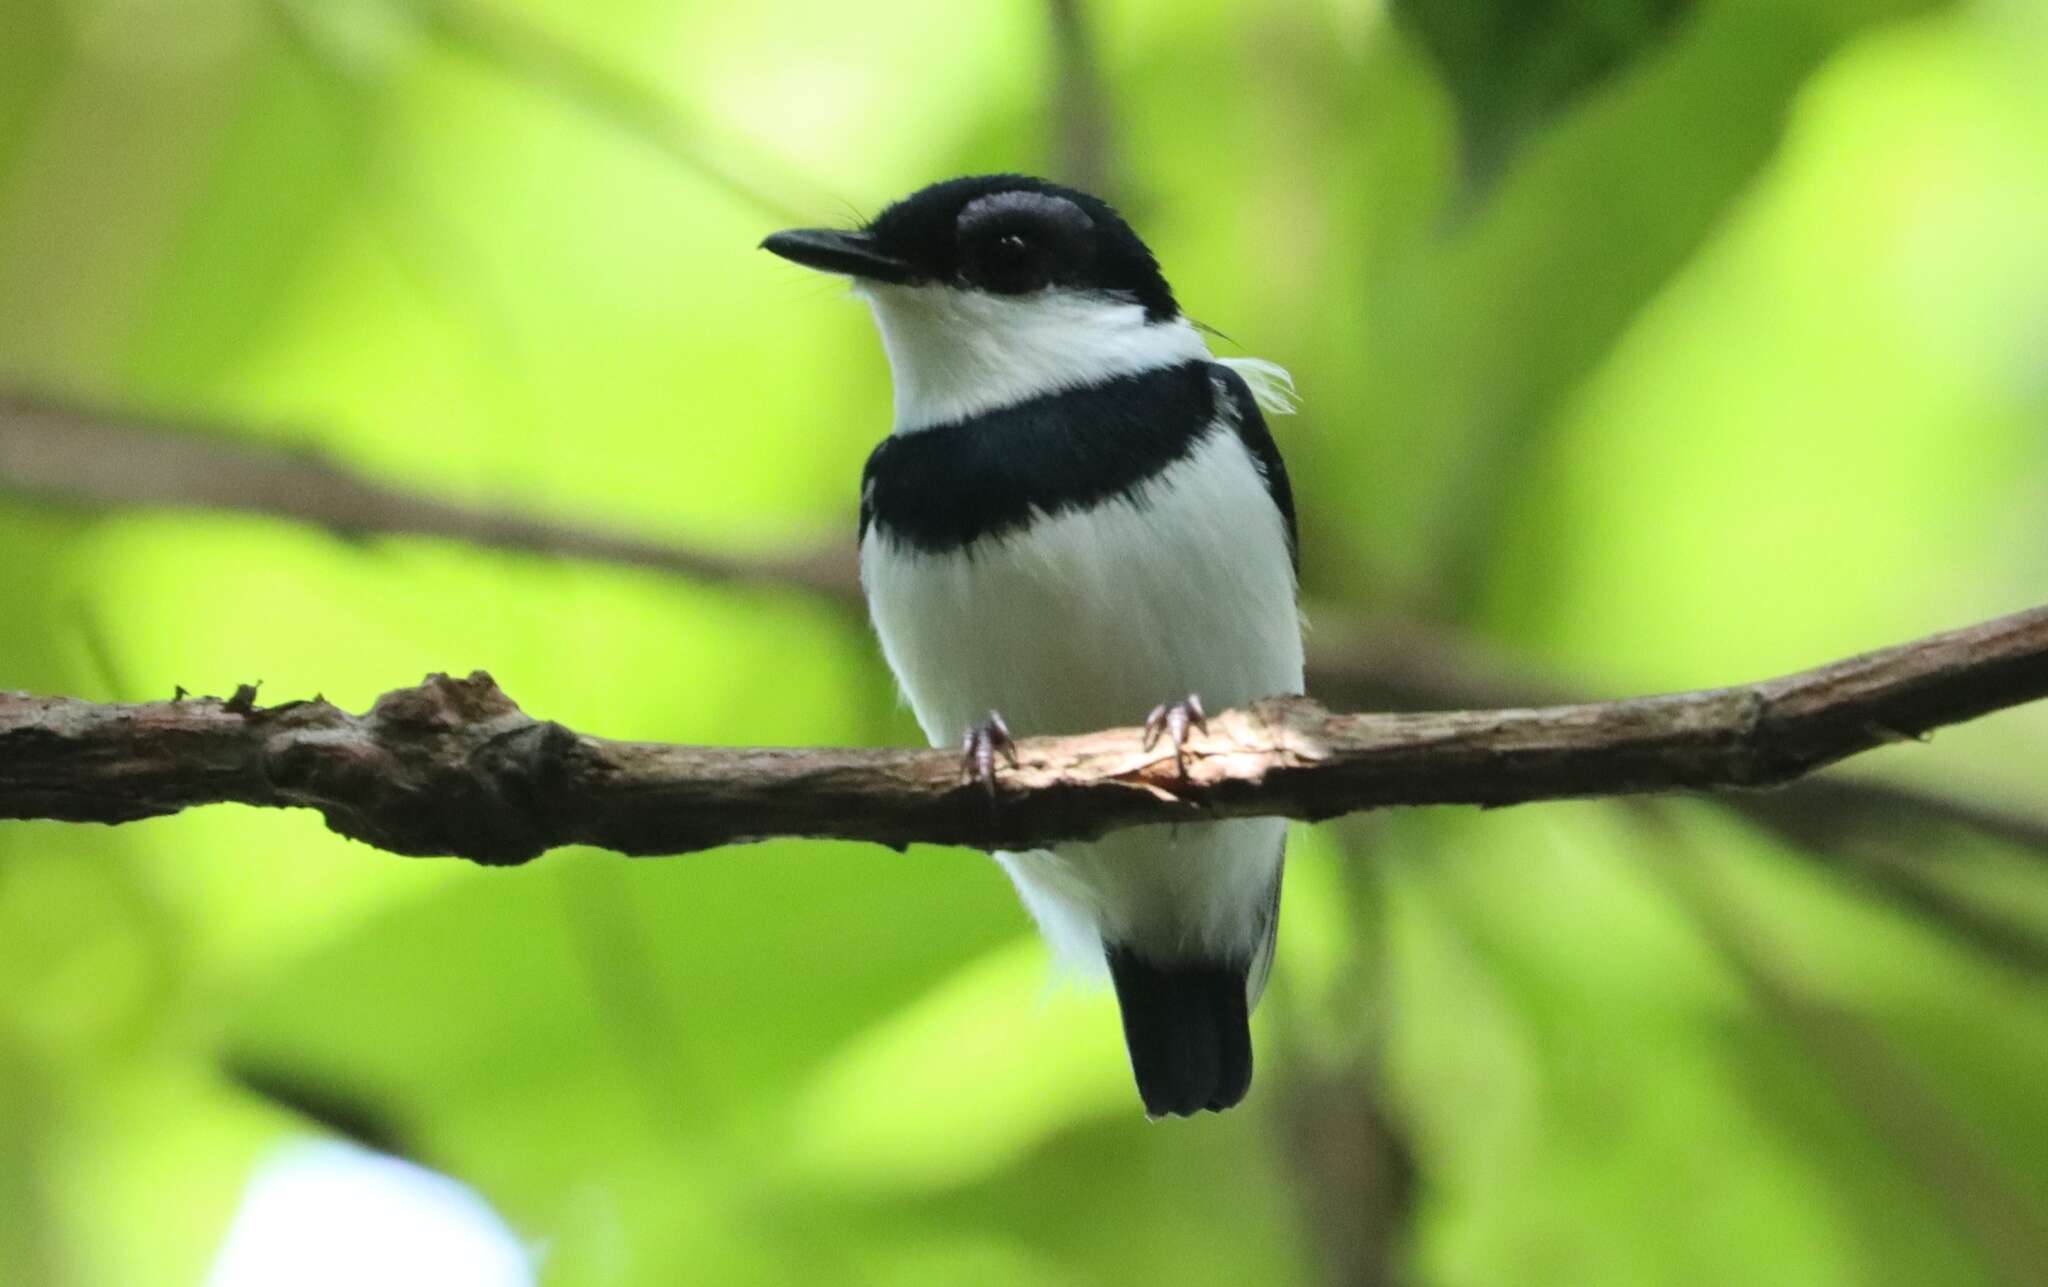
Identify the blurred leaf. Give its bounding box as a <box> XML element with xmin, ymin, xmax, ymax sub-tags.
<box><xmin>1391</xmin><ymin>0</ymin><xmax>1695</xmax><ymax>194</ymax></box>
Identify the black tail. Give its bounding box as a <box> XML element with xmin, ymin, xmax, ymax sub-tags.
<box><xmin>1105</xmin><ymin>946</ymin><xmax>1253</xmax><ymax>1118</ymax></box>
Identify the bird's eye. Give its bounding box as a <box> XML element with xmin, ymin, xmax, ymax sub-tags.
<box><xmin>964</xmin><ymin>229</ymin><xmax>1049</xmax><ymax>294</ymax></box>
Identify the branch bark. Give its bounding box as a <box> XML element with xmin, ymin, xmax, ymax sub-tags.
<box><xmin>4</xmin><ymin>606</ymin><xmax>2043</xmax><ymax>865</ymax></box>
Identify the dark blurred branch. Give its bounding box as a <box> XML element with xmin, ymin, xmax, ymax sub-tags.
<box><xmin>1280</xmin><ymin>1067</ymin><xmax>1417</xmax><ymax>1287</ymax></box>
<box><xmin>1303</xmin><ymin>610</ymin><xmax>1570</xmax><ymax>712</ymax></box>
<box><xmin>0</xmin><ymin>397</ymin><xmax>859</xmax><ymax>601</ymax></box>
<box><xmin>1277</xmin><ymin>823</ymin><xmax>1416</xmax><ymax>1287</ymax></box>
<box><xmin>1045</xmin><ymin>0</ymin><xmax>1119</xmax><ymax>199</ymax></box>
<box><xmin>3</xmin><ymin>607</ymin><xmax>2044</xmax><ymax>863</ymax></box>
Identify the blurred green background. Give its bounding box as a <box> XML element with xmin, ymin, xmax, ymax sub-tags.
<box><xmin>3</xmin><ymin>0</ymin><xmax>2047</xmax><ymax>1283</ymax></box>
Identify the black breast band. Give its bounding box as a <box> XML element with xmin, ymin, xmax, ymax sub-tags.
<box><xmin>861</xmin><ymin>360</ymin><xmax>1293</xmax><ymax>558</ymax></box>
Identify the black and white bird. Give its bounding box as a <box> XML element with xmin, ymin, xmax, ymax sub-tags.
<box><xmin>763</xmin><ymin>175</ymin><xmax>1304</xmax><ymax>1117</ymax></box>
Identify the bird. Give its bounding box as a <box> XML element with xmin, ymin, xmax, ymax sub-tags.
<box><xmin>762</xmin><ymin>174</ymin><xmax>1304</xmax><ymax>1117</ymax></box>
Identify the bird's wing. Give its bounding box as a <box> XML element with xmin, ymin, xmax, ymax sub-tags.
<box><xmin>1211</xmin><ymin>364</ymin><xmax>1299</xmax><ymax>572</ymax></box>
<box><xmin>1244</xmin><ymin>840</ymin><xmax>1285</xmax><ymax>1010</ymax></box>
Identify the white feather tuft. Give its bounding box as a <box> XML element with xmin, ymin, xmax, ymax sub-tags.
<box><xmin>1216</xmin><ymin>357</ymin><xmax>1300</xmax><ymax>415</ymax></box>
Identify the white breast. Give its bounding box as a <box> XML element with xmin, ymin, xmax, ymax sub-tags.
<box><xmin>861</xmin><ymin>427</ymin><xmax>1302</xmax><ymax>745</ymax></box>
<box><xmin>861</xmin><ymin>427</ymin><xmax>1304</xmax><ymax>970</ymax></box>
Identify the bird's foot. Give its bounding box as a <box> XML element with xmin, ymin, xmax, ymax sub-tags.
<box><xmin>960</xmin><ymin>711</ymin><xmax>1019</xmax><ymax>798</ymax></box>
<box><xmin>1142</xmin><ymin>694</ymin><xmax>1208</xmax><ymax>778</ymax></box>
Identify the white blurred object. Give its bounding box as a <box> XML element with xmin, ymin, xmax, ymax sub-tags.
<box><xmin>207</xmin><ymin>1139</ymin><xmax>534</xmax><ymax>1287</ymax></box>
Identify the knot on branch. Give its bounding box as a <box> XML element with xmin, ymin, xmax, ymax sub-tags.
<box><xmin>261</xmin><ymin>672</ymin><xmax>576</xmax><ymax>865</ymax></box>
<box><xmin>1245</xmin><ymin>695</ymin><xmax>1329</xmax><ymax>769</ymax></box>
<box><xmin>368</xmin><ymin>671</ymin><xmax>524</xmax><ymax>730</ymax></box>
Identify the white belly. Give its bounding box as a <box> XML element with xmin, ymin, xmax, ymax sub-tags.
<box><xmin>861</xmin><ymin>429</ymin><xmax>1304</xmax><ymax>970</ymax></box>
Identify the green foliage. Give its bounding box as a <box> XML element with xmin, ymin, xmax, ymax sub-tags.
<box><xmin>1392</xmin><ymin>0</ymin><xmax>1696</xmax><ymax>191</ymax></box>
<box><xmin>3</xmin><ymin>0</ymin><xmax>2046</xmax><ymax>1283</ymax></box>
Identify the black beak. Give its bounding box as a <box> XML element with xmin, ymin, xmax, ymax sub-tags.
<box><xmin>760</xmin><ymin>228</ymin><xmax>919</xmax><ymax>284</ymax></box>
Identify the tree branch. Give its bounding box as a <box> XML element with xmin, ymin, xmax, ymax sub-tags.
<box><xmin>1045</xmin><ymin>0</ymin><xmax>1120</xmax><ymax>199</ymax></box>
<box><xmin>0</xmin><ymin>396</ymin><xmax>859</xmax><ymax>600</ymax></box>
<box><xmin>9</xmin><ymin>393</ymin><xmax>2046</xmax><ymax>857</ymax></box>
<box><xmin>4</xmin><ymin>606</ymin><xmax>2043</xmax><ymax>864</ymax></box>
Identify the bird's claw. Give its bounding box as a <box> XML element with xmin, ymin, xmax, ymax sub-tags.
<box><xmin>1142</xmin><ymin>694</ymin><xmax>1208</xmax><ymax>778</ymax></box>
<box><xmin>960</xmin><ymin>711</ymin><xmax>1019</xmax><ymax>798</ymax></box>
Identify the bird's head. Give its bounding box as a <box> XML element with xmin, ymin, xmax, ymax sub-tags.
<box><xmin>763</xmin><ymin>174</ymin><xmax>1212</xmax><ymax>431</ymax></box>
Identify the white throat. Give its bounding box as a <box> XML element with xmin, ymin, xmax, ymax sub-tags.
<box><xmin>855</xmin><ymin>284</ymin><xmax>1213</xmax><ymax>433</ymax></box>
